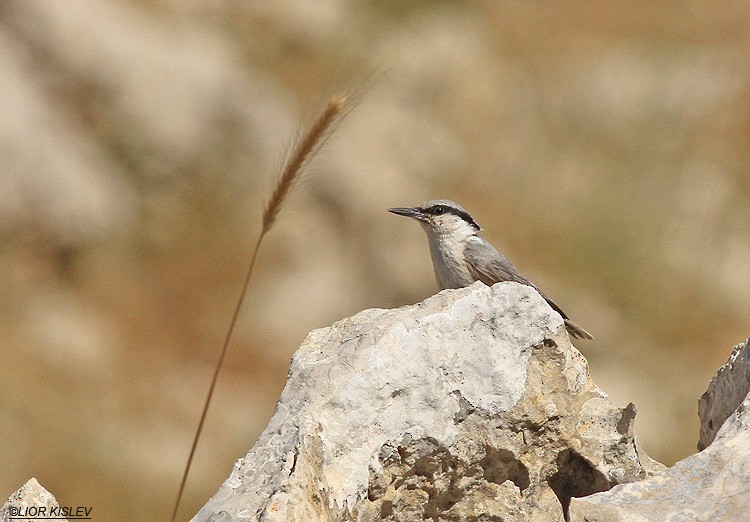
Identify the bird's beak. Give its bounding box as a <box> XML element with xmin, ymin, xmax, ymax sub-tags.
<box><xmin>388</xmin><ymin>207</ymin><xmax>427</xmax><ymax>222</ymax></box>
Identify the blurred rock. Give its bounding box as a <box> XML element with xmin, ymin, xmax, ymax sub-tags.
<box><xmin>569</xmin><ymin>339</ymin><xmax>750</xmax><ymax>522</ymax></box>
<box><xmin>2</xmin><ymin>478</ymin><xmax>65</xmax><ymax>522</ymax></box>
<box><xmin>194</xmin><ymin>282</ymin><xmax>659</xmax><ymax>521</ymax></box>
<box><xmin>0</xmin><ymin>25</ymin><xmax>136</xmax><ymax>244</ymax></box>
<box><xmin>698</xmin><ymin>337</ymin><xmax>750</xmax><ymax>450</ymax></box>
<box><xmin>7</xmin><ymin>0</ymin><xmax>296</xmax><ymax>174</ymax></box>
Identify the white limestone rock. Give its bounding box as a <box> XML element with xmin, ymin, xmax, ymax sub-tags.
<box><xmin>569</xmin><ymin>338</ymin><xmax>750</xmax><ymax>522</ymax></box>
<box><xmin>2</xmin><ymin>479</ymin><xmax>65</xmax><ymax>522</ymax></box>
<box><xmin>698</xmin><ymin>338</ymin><xmax>750</xmax><ymax>450</ymax></box>
<box><xmin>194</xmin><ymin>282</ymin><xmax>659</xmax><ymax>521</ymax></box>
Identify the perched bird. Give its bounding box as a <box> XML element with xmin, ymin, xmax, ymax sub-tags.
<box><xmin>389</xmin><ymin>200</ymin><xmax>593</xmax><ymax>340</ymax></box>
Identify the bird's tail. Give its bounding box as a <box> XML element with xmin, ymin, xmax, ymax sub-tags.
<box><xmin>564</xmin><ymin>319</ymin><xmax>594</xmax><ymax>340</ymax></box>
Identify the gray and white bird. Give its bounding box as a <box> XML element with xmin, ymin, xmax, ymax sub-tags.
<box><xmin>389</xmin><ymin>200</ymin><xmax>593</xmax><ymax>340</ymax></box>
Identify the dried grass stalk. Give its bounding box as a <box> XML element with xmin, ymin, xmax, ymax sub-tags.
<box><xmin>263</xmin><ymin>95</ymin><xmax>348</xmax><ymax>232</ymax></box>
<box><xmin>171</xmin><ymin>94</ymin><xmax>350</xmax><ymax>522</ymax></box>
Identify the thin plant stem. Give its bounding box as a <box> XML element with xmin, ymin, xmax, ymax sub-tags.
<box><xmin>170</xmin><ymin>233</ymin><xmax>264</xmax><ymax>522</ymax></box>
<box><xmin>170</xmin><ymin>95</ymin><xmax>349</xmax><ymax>522</ymax></box>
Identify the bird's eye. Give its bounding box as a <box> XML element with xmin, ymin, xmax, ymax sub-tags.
<box><xmin>433</xmin><ymin>207</ymin><xmax>445</xmax><ymax>215</ymax></box>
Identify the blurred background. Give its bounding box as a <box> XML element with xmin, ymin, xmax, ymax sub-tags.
<box><xmin>1</xmin><ymin>0</ymin><xmax>749</xmax><ymax>519</ymax></box>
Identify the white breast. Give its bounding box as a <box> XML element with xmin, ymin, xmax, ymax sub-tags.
<box><xmin>427</xmin><ymin>232</ymin><xmax>477</xmax><ymax>290</ymax></box>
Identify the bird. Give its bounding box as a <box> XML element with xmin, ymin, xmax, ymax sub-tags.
<box><xmin>388</xmin><ymin>199</ymin><xmax>593</xmax><ymax>340</ymax></box>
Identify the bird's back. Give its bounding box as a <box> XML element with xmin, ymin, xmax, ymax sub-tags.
<box><xmin>463</xmin><ymin>236</ymin><xmax>534</xmax><ymax>288</ymax></box>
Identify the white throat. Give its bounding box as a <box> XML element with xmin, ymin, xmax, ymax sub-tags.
<box><xmin>420</xmin><ymin>219</ymin><xmax>478</xmax><ymax>289</ymax></box>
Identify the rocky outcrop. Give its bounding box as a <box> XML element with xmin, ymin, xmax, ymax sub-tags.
<box><xmin>698</xmin><ymin>338</ymin><xmax>750</xmax><ymax>450</ymax></box>
<box><xmin>569</xmin><ymin>338</ymin><xmax>750</xmax><ymax>521</ymax></box>
<box><xmin>193</xmin><ymin>282</ymin><xmax>660</xmax><ymax>521</ymax></box>
<box><xmin>2</xmin><ymin>479</ymin><xmax>65</xmax><ymax>522</ymax></box>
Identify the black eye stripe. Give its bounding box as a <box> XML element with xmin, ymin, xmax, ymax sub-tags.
<box><xmin>422</xmin><ymin>205</ymin><xmax>480</xmax><ymax>230</ymax></box>
<box><xmin>425</xmin><ymin>205</ymin><xmax>447</xmax><ymax>215</ymax></box>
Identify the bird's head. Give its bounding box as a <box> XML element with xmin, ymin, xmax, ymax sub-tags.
<box><xmin>388</xmin><ymin>200</ymin><xmax>481</xmax><ymax>240</ymax></box>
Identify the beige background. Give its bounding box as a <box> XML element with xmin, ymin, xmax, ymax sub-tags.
<box><xmin>1</xmin><ymin>1</ymin><xmax>749</xmax><ymax>520</ymax></box>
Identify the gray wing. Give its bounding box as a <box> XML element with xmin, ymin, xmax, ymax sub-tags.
<box><xmin>464</xmin><ymin>236</ymin><xmax>593</xmax><ymax>340</ymax></box>
<box><xmin>463</xmin><ymin>236</ymin><xmax>569</xmax><ymax>320</ymax></box>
